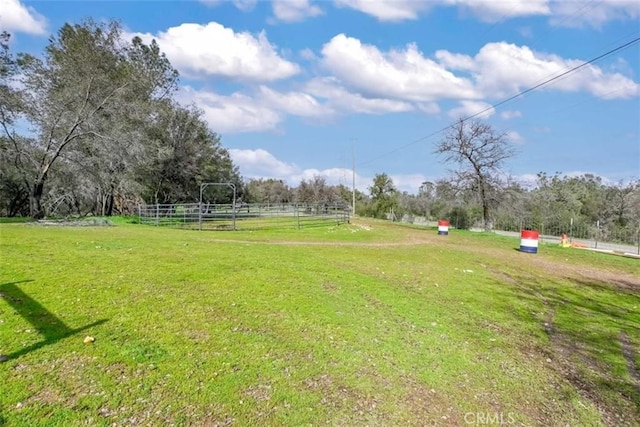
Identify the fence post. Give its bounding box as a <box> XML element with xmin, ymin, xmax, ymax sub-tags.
<box><xmin>297</xmin><ymin>204</ymin><xmax>301</xmax><ymax>229</ymax></box>
<box><xmin>232</xmin><ymin>204</ymin><xmax>236</xmax><ymax>231</ymax></box>
<box><xmin>595</xmin><ymin>220</ymin><xmax>599</xmax><ymax>249</ymax></box>
<box><xmin>156</xmin><ymin>204</ymin><xmax>159</xmax><ymax>226</ymax></box>
<box><xmin>569</xmin><ymin>217</ymin><xmax>574</xmax><ymax>243</ymax></box>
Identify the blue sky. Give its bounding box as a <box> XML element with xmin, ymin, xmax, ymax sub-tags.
<box><xmin>2</xmin><ymin>0</ymin><xmax>639</xmax><ymax>193</ymax></box>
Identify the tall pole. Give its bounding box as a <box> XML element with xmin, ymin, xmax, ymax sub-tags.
<box><xmin>351</xmin><ymin>139</ymin><xmax>356</xmax><ymax>216</ymax></box>
<box><xmin>199</xmin><ymin>183</ymin><xmax>204</xmax><ymax>231</ymax></box>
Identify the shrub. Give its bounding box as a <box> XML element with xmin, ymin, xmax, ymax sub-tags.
<box><xmin>449</xmin><ymin>206</ymin><xmax>470</xmax><ymax>229</ymax></box>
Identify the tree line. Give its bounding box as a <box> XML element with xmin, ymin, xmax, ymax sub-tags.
<box><xmin>1</xmin><ymin>20</ymin><xmax>241</xmax><ymax>219</ymax></box>
<box><xmin>2</xmin><ymin>20</ymin><xmax>638</xmax><ymax>239</ymax></box>
<box><xmin>241</xmin><ymin>117</ymin><xmax>639</xmax><ymax>241</ymax></box>
<box><xmin>242</xmin><ymin>171</ymin><xmax>638</xmax><ymax>228</ymax></box>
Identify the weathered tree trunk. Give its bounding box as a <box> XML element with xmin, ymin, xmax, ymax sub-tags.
<box><xmin>30</xmin><ymin>180</ymin><xmax>46</xmax><ymax>219</ymax></box>
<box><xmin>478</xmin><ymin>176</ymin><xmax>491</xmax><ymax>231</ymax></box>
<box><xmin>105</xmin><ymin>187</ymin><xmax>115</xmax><ymax>216</ymax></box>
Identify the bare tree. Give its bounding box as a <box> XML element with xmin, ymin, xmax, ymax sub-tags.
<box><xmin>435</xmin><ymin>118</ymin><xmax>515</xmax><ymax>230</ymax></box>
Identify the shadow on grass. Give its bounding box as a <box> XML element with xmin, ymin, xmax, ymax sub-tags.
<box><xmin>0</xmin><ymin>281</ymin><xmax>108</xmax><ymax>362</ymax></box>
<box><xmin>481</xmin><ymin>272</ymin><xmax>640</xmax><ymax>422</ymax></box>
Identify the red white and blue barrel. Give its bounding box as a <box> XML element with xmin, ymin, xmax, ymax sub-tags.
<box><xmin>438</xmin><ymin>220</ymin><xmax>450</xmax><ymax>235</ymax></box>
<box><xmin>520</xmin><ymin>230</ymin><xmax>539</xmax><ymax>253</ymax></box>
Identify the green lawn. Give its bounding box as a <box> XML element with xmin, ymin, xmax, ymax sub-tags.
<box><xmin>1</xmin><ymin>219</ymin><xmax>639</xmax><ymax>426</ymax></box>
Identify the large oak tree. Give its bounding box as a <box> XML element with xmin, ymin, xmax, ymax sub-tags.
<box><xmin>435</xmin><ymin>118</ymin><xmax>515</xmax><ymax>231</ymax></box>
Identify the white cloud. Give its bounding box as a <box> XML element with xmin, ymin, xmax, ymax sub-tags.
<box><xmin>333</xmin><ymin>0</ymin><xmax>548</xmax><ymax>23</ymax></box>
<box><xmin>501</xmin><ymin>110</ymin><xmax>522</xmax><ymax>120</ymax></box>
<box><xmin>230</xmin><ymin>148</ymin><xmax>300</xmax><ymax>177</ymax></box>
<box><xmin>304</xmin><ymin>77</ymin><xmax>415</xmax><ymax>114</ymax></box>
<box><xmin>449</xmin><ymin>0</ymin><xmax>550</xmax><ymax>22</ymax></box>
<box><xmin>333</xmin><ymin>0</ymin><xmax>637</xmax><ymax>26</ymax></box>
<box><xmin>448</xmin><ymin>100</ymin><xmax>495</xmax><ymax>119</ymax></box>
<box><xmin>550</xmin><ymin>0</ymin><xmax>640</xmax><ymax>28</ymax></box>
<box><xmin>299</xmin><ymin>48</ymin><xmax>317</xmax><ymax>61</ymax></box>
<box><xmin>180</xmin><ymin>87</ymin><xmax>283</xmax><ymax>134</ymax></box>
<box><xmin>179</xmin><ymin>85</ymin><xmax>331</xmax><ymax>134</ymax></box>
<box><xmin>130</xmin><ymin>22</ymin><xmax>300</xmax><ymax>82</ymax></box>
<box><xmin>438</xmin><ymin>42</ymin><xmax>640</xmax><ymax>99</ymax></box>
<box><xmin>320</xmin><ymin>34</ymin><xmax>479</xmax><ymax>103</ymax></box>
<box><xmin>272</xmin><ymin>0</ymin><xmax>323</xmax><ymax>22</ymax></box>
<box><xmin>416</xmin><ymin>102</ymin><xmax>441</xmax><ymax>115</ymax></box>
<box><xmin>257</xmin><ymin>85</ymin><xmax>333</xmax><ymax>118</ymax></box>
<box><xmin>514</xmin><ymin>173</ymin><xmax>539</xmax><ymax>188</ymax></box>
<box><xmin>506</xmin><ymin>131</ymin><xmax>525</xmax><ymax>144</ymax></box>
<box><xmin>200</xmin><ymin>0</ymin><xmax>257</xmax><ymax>11</ymax></box>
<box><xmin>434</xmin><ymin>50</ymin><xmax>476</xmax><ymax>70</ymax></box>
<box><xmin>0</xmin><ymin>0</ymin><xmax>47</xmax><ymax>35</ymax></box>
<box><xmin>333</xmin><ymin>0</ymin><xmax>431</xmax><ymax>21</ymax></box>
<box><xmin>231</xmin><ymin>0</ymin><xmax>258</xmax><ymax>11</ymax></box>
<box><xmin>230</xmin><ymin>148</ymin><xmax>371</xmax><ymax>190</ymax></box>
<box><xmin>173</xmin><ymin>35</ymin><xmax>637</xmax><ymax>133</ymax></box>
<box><xmin>390</xmin><ymin>173</ymin><xmax>429</xmax><ymax>193</ymax></box>
<box><xmin>295</xmin><ymin>167</ymin><xmax>354</xmax><ymax>185</ymax></box>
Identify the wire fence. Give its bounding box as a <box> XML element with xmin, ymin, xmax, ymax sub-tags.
<box><xmin>399</xmin><ymin>214</ymin><xmax>640</xmax><ymax>255</ymax></box>
<box><xmin>138</xmin><ymin>202</ymin><xmax>350</xmax><ymax>231</ymax></box>
<box><xmin>492</xmin><ymin>215</ymin><xmax>640</xmax><ymax>254</ymax></box>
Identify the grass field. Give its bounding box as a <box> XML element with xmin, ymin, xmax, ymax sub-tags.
<box><xmin>1</xmin><ymin>218</ymin><xmax>639</xmax><ymax>426</ymax></box>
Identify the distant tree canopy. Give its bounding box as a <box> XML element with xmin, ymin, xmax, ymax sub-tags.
<box><xmin>384</xmin><ymin>173</ymin><xmax>639</xmax><ymax>242</ymax></box>
<box><xmin>0</xmin><ymin>21</ymin><xmax>240</xmax><ymax>218</ymax></box>
<box><xmin>365</xmin><ymin>173</ymin><xmax>398</xmax><ymax>219</ymax></box>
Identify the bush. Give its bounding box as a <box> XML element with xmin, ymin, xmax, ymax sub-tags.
<box><xmin>449</xmin><ymin>207</ymin><xmax>470</xmax><ymax>230</ymax></box>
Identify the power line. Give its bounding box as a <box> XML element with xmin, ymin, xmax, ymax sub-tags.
<box><xmin>357</xmin><ymin>35</ymin><xmax>640</xmax><ymax>168</ymax></box>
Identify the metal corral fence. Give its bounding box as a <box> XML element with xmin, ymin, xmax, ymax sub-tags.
<box><xmin>138</xmin><ymin>202</ymin><xmax>350</xmax><ymax>230</ymax></box>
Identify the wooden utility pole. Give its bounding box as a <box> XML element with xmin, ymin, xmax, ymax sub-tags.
<box><xmin>351</xmin><ymin>139</ymin><xmax>356</xmax><ymax>216</ymax></box>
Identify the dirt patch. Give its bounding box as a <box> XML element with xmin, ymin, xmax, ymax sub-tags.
<box><xmin>30</xmin><ymin>218</ymin><xmax>114</xmax><ymax>227</ymax></box>
<box><xmin>481</xmin><ymin>244</ymin><xmax>640</xmax><ymax>293</ymax></box>
<box><xmin>207</xmin><ymin>238</ymin><xmax>431</xmax><ymax>248</ymax></box>
<box><xmin>530</xmin><ymin>258</ymin><xmax>640</xmax><ymax>292</ymax></box>
<box><xmin>244</xmin><ymin>383</ymin><xmax>272</xmax><ymax>402</ymax></box>
<box><xmin>516</xmin><ymin>284</ymin><xmax>640</xmax><ymax>425</ymax></box>
<box><xmin>322</xmin><ymin>283</ymin><xmax>338</xmax><ymax>292</ymax></box>
<box><xmin>486</xmin><ymin>268</ymin><xmax>517</xmax><ymax>285</ymax></box>
<box><xmin>402</xmin><ymin>381</ymin><xmax>463</xmax><ymax>426</ymax></box>
<box><xmin>486</xmin><ymin>262</ymin><xmax>640</xmax><ymax>425</ymax></box>
<box><xmin>303</xmin><ymin>373</ymin><xmax>389</xmax><ymax>425</ymax></box>
<box><xmin>619</xmin><ymin>331</ymin><xmax>640</xmax><ymax>396</ymax></box>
